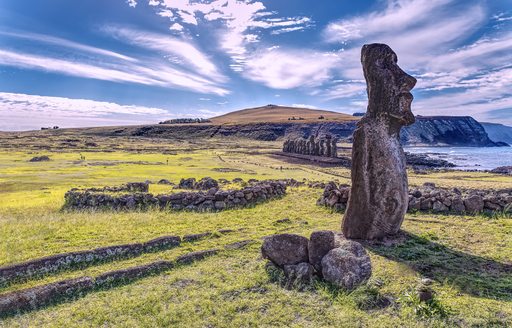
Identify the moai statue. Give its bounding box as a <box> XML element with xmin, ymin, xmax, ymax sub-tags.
<box><xmin>319</xmin><ymin>139</ymin><xmax>325</xmax><ymax>157</ymax></box>
<box><xmin>308</xmin><ymin>135</ymin><xmax>315</xmax><ymax>155</ymax></box>
<box><xmin>342</xmin><ymin>43</ymin><xmax>416</xmax><ymax>240</ymax></box>
<box><xmin>331</xmin><ymin>138</ymin><xmax>338</xmax><ymax>158</ymax></box>
<box><xmin>325</xmin><ymin>135</ymin><xmax>332</xmax><ymax>157</ymax></box>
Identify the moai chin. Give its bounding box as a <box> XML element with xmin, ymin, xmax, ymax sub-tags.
<box><xmin>342</xmin><ymin>43</ymin><xmax>416</xmax><ymax>240</ymax></box>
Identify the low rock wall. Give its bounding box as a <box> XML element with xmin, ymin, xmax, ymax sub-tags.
<box><xmin>317</xmin><ymin>182</ymin><xmax>512</xmax><ymax>214</ymax></box>
<box><xmin>0</xmin><ymin>248</ymin><xmax>220</xmax><ymax>316</ymax></box>
<box><xmin>64</xmin><ymin>180</ymin><xmax>286</xmax><ymax>211</ymax></box>
<box><xmin>0</xmin><ymin>236</ymin><xmax>180</xmax><ymax>286</ymax></box>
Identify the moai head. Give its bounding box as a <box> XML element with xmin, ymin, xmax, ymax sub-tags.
<box><xmin>361</xmin><ymin>43</ymin><xmax>416</xmax><ymax>129</ymax></box>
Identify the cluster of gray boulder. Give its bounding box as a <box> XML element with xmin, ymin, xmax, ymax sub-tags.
<box><xmin>63</xmin><ymin>180</ymin><xmax>286</xmax><ymax>211</ymax></box>
<box><xmin>318</xmin><ymin>181</ymin><xmax>512</xmax><ymax>214</ymax></box>
<box><xmin>282</xmin><ymin>134</ymin><xmax>338</xmax><ymax>158</ymax></box>
<box><xmin>77</xmin><ymin>182</ymin><xmax>149</xmax><ymax>193</ymax></box>
<box><xmin>177</xmin><ymin>177</ymin><xmax>219</xmax><ymax>190</ymax></box>
<box><xmin>261</xmin><ymin>231</ymin><xmax>371</xmax><ymax>290</ymax></box>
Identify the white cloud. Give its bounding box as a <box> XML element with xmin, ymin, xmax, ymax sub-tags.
<box><xmin>242</xmin><ymin>48</ymin><xmax>341</xmax><ymax>89</ymax></box>
<box><xmin>291</xmin><ymin>104</ymin><xmax>319</xmax><ymax>109</ymax></box>
<box><xmin>142</xmin><ymin>0</ymin><xmax>312</xmax><ymax>71</ymax></box>
<box><xmin>317</xmin><ymin>0</ymin><xmax>512</xmax><ymax>124</ymax></box>
<box><xmin>0</xmin><ymin>48</ymin><xmax>229</xmax><ymax>95</ymax></box>
<box><xmin>169</xmin><ymin>23</ymin><xmax>183</xmax><ymax>31</ymax></box>
<box><xmin>0</xmin><ymin>30</ymin><xmax>137</xmax><ymax>62</ymax></box>
<box><xmin>126</xmin><ymin>0</ymin><xmax>137</xmax><ymax>8</ymax></box>
<box><xmin>103</xmin><ymin>26</ymin><xmax>226</xmax><ymax>83</ymax></box>
<box><xmin>0</xmin><ymin>92</ymin><xmax>168</xmax><ymax>131</ymax></box>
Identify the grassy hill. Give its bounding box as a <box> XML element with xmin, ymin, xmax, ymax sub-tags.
<box><xmin>210</xmin><ymin>105</ymin><xmax>358</xmax><ymax>125</ymax></box>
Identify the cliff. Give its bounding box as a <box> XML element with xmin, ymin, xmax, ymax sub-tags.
<box><xmin>92</xmin><ymin>105</ymin><xmax>503</xmax><ymax>147</ymax></box>
<box><xmin>400</xmin><ymin>116</ymin><xmax>503</xmax><ymax>146</ymax></box>
<box><xmin>481</xmin><ymin>122</ymin><xmax>512</xmax><ymax>145</ymax></box>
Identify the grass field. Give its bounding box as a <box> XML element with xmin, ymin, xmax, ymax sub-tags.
<box><xmin>0</xmin><ymin>135</ymin><xmax>511</xmax><ymax>327</ymax></box>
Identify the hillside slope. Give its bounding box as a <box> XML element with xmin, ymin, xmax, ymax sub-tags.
<box><xmin>210</xmin><ymin>105</ymin><xmax>357</xmax><ymax>124</ymax></box>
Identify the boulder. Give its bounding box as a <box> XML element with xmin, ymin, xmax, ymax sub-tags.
<box><xmin>195</xmin><ymin>177</ymin><xmax>219</xmax><ymax>190</ymax></box>
<box><xmin>432</xmin><ymin>201</ymin><xmax>448</xmax><ymax>213</ymax></box>
<box><xmin>261</xmin><ymin>234</ymin><xmax>309</xmax><ymax>268</ymax></box>
<box><xmin>308</xmin><ymin>230</ymin><xmax>343</xmax><ymax>272</ymax></box>
<box><xmin>321</xmin><ymin>240</ymin><xmax>372</xmax><ymax>290</ymax></box>
<box><xmin>464</xmin><ymin>195</ymin><xmax>484</xmax><ymax>213</ymax></box>
<box><xmin>283</xmin><ymin>262</ymin><xmax>314</xmax><ymax>290</ymax></box>
<box><xmin>178</xmin><ymin>178</ymin><xmax>196</xmax><ymax>189</ymax></box>
<box><xmin>29</xmin><ymin>155</ymin><xmax>51</xmax><ymax>162</ymax></box>
<box><xmin>451</xmin><ymin>197</ymin><xmax>465</xmax><ymax>212</ymax></box>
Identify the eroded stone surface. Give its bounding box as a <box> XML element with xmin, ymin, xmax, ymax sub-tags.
<box><xmin>321</xmin><ymin>240</ymin><xmax>372</xmax><ymax>290</ymax></box>
<box><xmin>342</xmin><ymin>43</ymin><xmax>416</xmax><ymax>240</ymax></box>
<box><xmin>308</xmin><ymin>230</ymin><xmax>343</xmax><ymax>272</ymax></box>
<box><xmin>261</xmin><ymin>234</ymin><xmax>309</xmax><ymax>268</ymax></box>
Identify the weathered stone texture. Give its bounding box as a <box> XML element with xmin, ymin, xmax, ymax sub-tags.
<box><xmin>342</xmin><ymin>43</ymin><xmax>417</xmax><ymax>239</ymax></box>
<box><xmin>261</xmin><ymin>234</ymin><xmax>309</xmax><ymax>268</ymax></box>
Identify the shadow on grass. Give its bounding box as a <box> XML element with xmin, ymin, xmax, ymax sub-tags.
<box><xmin>366</xmin><ymin>231</ymin><xmax>512</xmax><ymax>301</ymax></box>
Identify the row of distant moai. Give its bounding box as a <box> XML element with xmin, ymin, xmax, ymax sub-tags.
<box><xmin>282</xmin><ymin>135</ymin><xmax>338</xmax><ymax>158</ymax></box>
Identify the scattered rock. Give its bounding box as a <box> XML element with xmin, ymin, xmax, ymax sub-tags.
<box><xmin>176</xmin><ymin>249</ymin><xmax>218</xmax><ymax>265</ymax></box>
<box><xmin>274</xmin><ymin>218</ymin><xmax>291</xmax><ymax>224</ymax></box>
<box><xmin>308</xmin><ymin>230</ymin><xmax>343</xmax><ymax>272</ymax></box>
<box><xmin>183</xmin><ymin>232</ymin><xmax>212</xmax><ymax>242</ymax></box>
<box><xmin>29</xmin><ymin>155</ymin><xmax>50</xmax><ymax>162</ymax></box>
<box><xmin>283</xmin><ymin>262</ymin><xmax>314</xmax><ymax>290</ymax></box>
<box><xmin>178</xmin><ymin>178</ymin><xmax>196</xmax><ymax>189</ymax></box>
<box><xmin>195</xmin><ymin>177</ymin><xmax>219</xmax><ymax>190</ymax></box>
<box><xmin>224</xmin><ymin>240</ymin><xmax>253</xmax><ymax>250</ymax></box>
<box><xmin>261</xmin><ymin>234</ymin><xmax>309</xmax><ymax>268</ymax></box>
<box><xmin>321</xmin><ymin>240</ymin><xmax>372</xmax><ymax>290</ymax></box>
<box><xmin>157</xmin><ymin>179</ymin><xmax>172</xmax><ymax>185</ymax></box>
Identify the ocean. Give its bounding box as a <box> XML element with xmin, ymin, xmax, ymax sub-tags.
<box><xmin>405</xmin><ymin>146</ymin><xmax>512</xmax><ymax>171</ymax></box>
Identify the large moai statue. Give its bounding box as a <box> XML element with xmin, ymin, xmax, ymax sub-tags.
<box><xmin>325</xmin><ymin>135</ymin><xmax>332</xmax><ymax>157</ymax></box>
<box><xmin>342</xmin><ymin>43</ymin><xmax>416</xmax><ymax>240</ymax></box>
<box><xmin>331</xmin><ymin>138</ymin><xmax>338</xmax><ymax>158</ymax></box>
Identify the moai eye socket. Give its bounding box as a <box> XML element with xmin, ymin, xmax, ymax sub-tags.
<box><xmin>375</xmin><ymin>58</ymin><xmax>385</xmax><ymax>69</ymax></box>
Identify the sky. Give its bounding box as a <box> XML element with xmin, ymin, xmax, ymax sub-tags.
<box><xmin>0</xmin><ymin>0</ymin><xmax>511</xmax><ymax>131</ymax></box>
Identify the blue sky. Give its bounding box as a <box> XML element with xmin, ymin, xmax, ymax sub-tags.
<box><xmin>0</xmin><ymin>0</ymin><xmax>511</xmax><ymax>130</ymax></box>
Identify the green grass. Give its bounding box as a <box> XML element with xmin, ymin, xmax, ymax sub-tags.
<box><xmin>0</xmin><ymin>137</ymin><xmax>511</xmax><ymax>327</ymax></box>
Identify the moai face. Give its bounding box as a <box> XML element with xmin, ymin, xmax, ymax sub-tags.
<box><xmin>361</xmin><ymin>44</ymin><xmax>416</xmax><ymax>128</ymax></box>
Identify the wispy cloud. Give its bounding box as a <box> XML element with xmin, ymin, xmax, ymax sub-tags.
<box><xmin>0</xmin><ymin>30</ymin><xmax>137</xmax><ymax>62</ymax></box>
<box><xmin>1</xmin><ymin>27</ymin><xmax>230</xmax><ymax>95</ymax></box>
<box><xmin>103</xmin><ymin>25</ymin><xmax>226</xmax><ymax>82</ymax></box>
<box><xmin>143</xmin><ymin>0</ymin><xmax>312</xmax><ymax>72</ymax></box>
<box><xmin>319</xmin><ymin>0</ymin><xmax>512</xmax><ymax>123</ymax></box>
<box><xmin>0</xmin><ymin>92</ymin><xmax>168</xmax><ymax>131</ymax></box>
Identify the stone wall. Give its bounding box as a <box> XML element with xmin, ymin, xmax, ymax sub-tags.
<box><xmin>74</xmin><ymin>182</ymin><xmax>149</xmax><ymax>193</ymax></box>
<box><xmin>283</xmin><ymin>134</ymin><xmax>338</xmax><ymax>158</ymax></box>
<box><xmin>318</xmin><ymin>182</ymin><xmax>512</xmax><ymax>214</ymax></box>
<box><xmin>64</xmin><ymin>180</ymin><xmax>286</xmax><ymax>211</ymax></box>
<box><xmin>0</xmin><ymin>236</ymin><xmax>180</xmax><ymax>286</ymax></box>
